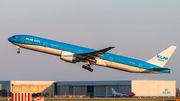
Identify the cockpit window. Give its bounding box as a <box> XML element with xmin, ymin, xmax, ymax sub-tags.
<box><xmin>12</xmin><ymin>36</ymin><xmax>15</xmax><ymax>38</ymax></box>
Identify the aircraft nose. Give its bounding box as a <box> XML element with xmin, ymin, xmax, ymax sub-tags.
<box><xmin>8</xmin><ymin>37</ymin><xmax>12</xmax><ymax>42</ymax></box>
<box><xmin>8</xmin><ymin>36</ymin><xmax>15</xmax><ymax>42</ymax></box>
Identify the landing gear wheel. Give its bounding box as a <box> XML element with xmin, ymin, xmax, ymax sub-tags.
<box><xmin>16</xmin><ymin>46</ymin><xmax>20</xmax><ymax>54</ymax></box>
<box><xmin>89</xmin><ymin>69</ymin><xmax>93</xmax><ymax>72</ymax></box>
<box><xmin>82</xmin><ymin>65</ymin><xmax>93</xmax><ymax>72</ymax></box>
<box><xmin>17</xmin><ymin>51</ymin><xmax>20</xmax><ymax>54</ymax></box>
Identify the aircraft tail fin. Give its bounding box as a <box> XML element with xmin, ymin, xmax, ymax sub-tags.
<box><xmin>146</xmin><ymin>45</ymin><xmax>177</xmax><ymax>67</ymax></box>
<box><xmin>111</xmin><ymin>88</ymin><xmax>117</xmax><ymax>94</ymax></box>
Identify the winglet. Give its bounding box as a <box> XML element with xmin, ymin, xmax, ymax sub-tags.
<box><xmin>105</xmin><ymin>47</ymin><xmax>115</xmax><ymax>52</ymax></box>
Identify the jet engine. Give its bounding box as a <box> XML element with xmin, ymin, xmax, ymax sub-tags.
<box><xmin>60</xmin><ymin>51</ymin><xmax>77</xmax><ymax>63</ymax></box>
<box><xmin>95</xmin><ymin>58</ymin><xmax>106</xmax><ymax>66</ymax></box>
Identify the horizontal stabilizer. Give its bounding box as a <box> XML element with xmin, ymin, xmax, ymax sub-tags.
<box><xmin>151</xmin><ymin>68</ymin><xmax>171</xmax><ymax>71</ymax></box>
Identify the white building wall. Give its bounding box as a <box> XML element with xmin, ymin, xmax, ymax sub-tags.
<box><xmin>131</xmin><ymin>80</ymin><xmax>176</xmax><ymax>96</ymax></box>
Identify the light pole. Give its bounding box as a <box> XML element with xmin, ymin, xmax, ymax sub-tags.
<box><xmin>106</xmin><ymin>86</ymin><xmax>107</xmax><ymax>98</ymax></box>
<box><xmin>73</xmin><ymin>86</ymin><xmax>75</xmax><ymax>98</ymax></box>
<box><xmin>7</xmin><ymin>86</ymin><xmax>9</xmax><ymax>101</ymax></box>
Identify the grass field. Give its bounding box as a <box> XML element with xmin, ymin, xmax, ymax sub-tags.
<box><xmin>0</xmin><ymin>97</ymin><xmax>176</xmax><ymax>101</ymax></box>
<box><xmin>43</xmin><ymin>98</ymin><xmax>176</xmax><ymax>101</ymax></box>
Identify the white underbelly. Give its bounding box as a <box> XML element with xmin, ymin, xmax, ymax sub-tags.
<box><xmin>14</xmin><ymin>43</ymin><xmax>62</xmax><ymax>56</ymax></box>
<box><xmin>101</xmin><ymin>59</ymin><xmax>148</xmax><ymax>73</ymax></box>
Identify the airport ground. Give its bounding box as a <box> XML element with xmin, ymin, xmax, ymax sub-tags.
<box><xmin>0</xmin><ymin>97</ymin><xmax>176</xmax><ymax>101</ymax></box>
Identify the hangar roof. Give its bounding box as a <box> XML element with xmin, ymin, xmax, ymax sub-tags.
<box><xmin>56</xmin><ymin>80</ymin><xmax>131</xmax><ymax>86</ymax></box>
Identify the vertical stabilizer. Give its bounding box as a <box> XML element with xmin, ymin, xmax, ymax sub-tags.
<box><xmin>111</xmin><ymin>88</ymin><xmax>117</xmax><ymax>95</ymax></box>
<box><xmin>146</xmin><ymin>46</ymin><xmax>177</xmax><ymax>67</ymax></box>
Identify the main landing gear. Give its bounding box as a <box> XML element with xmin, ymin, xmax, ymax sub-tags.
<box><xmin>16</xmin><ymin>46</ymin><xmax>20</xmax><ymax>54</ymax></box>
<box><xmin>82</xmin><ymin>60</ymin><xmax>93</xmax><ymax>72</ymax></box>
<box><xmin>82</xmin><ymin>65</ymin><xmax>93</xmax><ymax>72</ymax></box>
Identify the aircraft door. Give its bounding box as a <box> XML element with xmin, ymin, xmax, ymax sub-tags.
<box><xmin>137</xmin><ymin>63</ymin><xmax>143</xmax><ymax>72</ymax></box>
<box><xmin>139</xmin><ymin>64</ymin><xmax>143</xmax><ymax>68</ymax></box>
<box><xmin>21</xmin><ymin>37</ymin><xmax>25</xmax><ymax>43</ymax></box>
<box><xmin>43</xmin><ymin>42</ymin><xmax>48</xmax><ymax>47</ymax></box>
<box><xmin>109</xmin><ymin>57</ymin><xmax>113</xmax><ymax>62</ymax></box>
<box><xmin>87</xmin><ymin>86</ymin><xmax>94</xmax><ymax>97</ymax></box>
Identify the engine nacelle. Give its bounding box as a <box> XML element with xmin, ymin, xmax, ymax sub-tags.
<box><xmin>60</xmin><ymin>51</ymin><xmax>77</xmax><ymax>63</ymax></box>
<box><xmin>95</xmin><ymin>58</ymin><xmax>106</xmax><ymax>66</ymax></box>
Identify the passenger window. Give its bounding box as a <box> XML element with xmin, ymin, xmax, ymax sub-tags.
<box><xmin>79</xmin><ymin>50</ymin><xmax>83</xmax><ymax>53</ymax></box>
<box><xmin>59</xmin><ymin>47</ymin><xmax>64</xmax><ymax>50</ymax></box>
<box><xmin>71</xmin><ymin>50</ymin><xmax>76</xmax><ymax>53</ymax></box>
<box><xmin>66</xmin><ymin>49</ymin><xmax>70</xmax><ymax>51</ymax></box>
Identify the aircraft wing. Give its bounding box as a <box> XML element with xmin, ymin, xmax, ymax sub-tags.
<box><xmin>76</xmin><ymin>47</ymin><xmax>115</xmax><ymax>59</ymax></box>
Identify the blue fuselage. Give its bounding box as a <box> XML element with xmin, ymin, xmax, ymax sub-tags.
<box><xmin>8</xmin><ymin>35</ymin><xmax>171</xmax><ymax>73</ymax></box>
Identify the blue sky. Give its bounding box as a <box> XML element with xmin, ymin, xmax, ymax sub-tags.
<box><xmin>0</xmin><ymin>0</ymin><xmax>180</xmax><ymax>88</ymax></box>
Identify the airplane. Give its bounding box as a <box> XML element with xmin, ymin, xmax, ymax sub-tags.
<box><xmin>8</xmin><ymin>35</ymin><xmax>177</xmax><ymax>73</ymax></box>
<box><xmin>111</xmin><ymin>88</ymin><xmax>135</xmax><ymax>97</ymax></box>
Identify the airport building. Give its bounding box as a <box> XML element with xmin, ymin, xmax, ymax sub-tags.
<box><xmin>0</xmin><ymin>81</ymin><xmax>55</xmax><ymax>95</ymax></box>
<box><xmin>55</xmin><ymin>80</ymin><xmax>176</xmax><ymax>97</ymax></box>
<box><xmin>0</xmin><ymin>80</ymin><xmax>176</xmax><ymax>97</ymax></box>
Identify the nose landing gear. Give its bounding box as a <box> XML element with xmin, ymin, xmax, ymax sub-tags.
<box><xmin>16</xmin><ymin>46</ymin><xmax>20</xmax><ymax>54</ymax></box>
